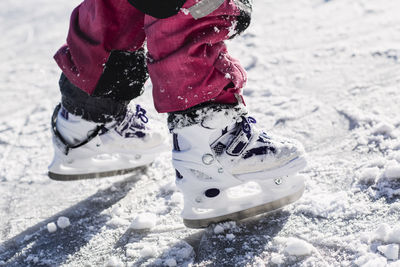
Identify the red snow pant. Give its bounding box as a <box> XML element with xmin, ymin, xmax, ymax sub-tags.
<box><xmin>54</xmin><ymin>0</ymin><xmax>248</xmax><ymax>113</ymax></box>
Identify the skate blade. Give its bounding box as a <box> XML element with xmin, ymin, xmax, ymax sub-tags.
<box><xmin>48</xmin><ymin>166</ymin><xmax>146</xmax><ymax>181</ymax></box>
<box><xmin>182</xmin><ymin>185</ymin><xmax>305</xmax><ymax>229</ymax></box>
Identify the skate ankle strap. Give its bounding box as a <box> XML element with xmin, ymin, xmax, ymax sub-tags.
<box><xmin>51</xmin><ymin>104</ymin><xmax>106</xmax><ymax>155</ymax></box>
<box><xmin>226</xmin><ymin>128</ymin><xmax>251</xmax><ymax>156</ymax></box>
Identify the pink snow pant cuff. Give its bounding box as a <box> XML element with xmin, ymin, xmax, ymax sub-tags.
<box><xmin>54</xmin><ymin>0</ymin><xmax>247</xmax><ymax>113</ymax></box>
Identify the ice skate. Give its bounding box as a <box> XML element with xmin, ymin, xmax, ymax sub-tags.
<box><xmin>169</xmin><ymin>104</ymin><xmax>307</xmax><ymax>228</ymax></box>
<box><xmin>48</xmin><ymin>104</ymin><xmax>166</xmax><ymax>181</ymax></box>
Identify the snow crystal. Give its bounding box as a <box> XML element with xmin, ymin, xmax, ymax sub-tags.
<box><xmin>164</xmin><ymin>258</ymin><xmax>177</xmax><ymax>267</ymax></box>
<box><xmin>388</xmin><ymin>261</ymin><xmax>400</xmax><ymax>267</ymax></box>
<box><xmin>377</xmin><ymin>244</ymin><xmax>399</xmax><ymax>260</ymax></box>
<box><xmin>107</xmin><ymin>217</ymin><xmax>129</xmax><ymax>228</ymax></box>
<box><xmin>270</xmin><ymin>253</ymin><xmax>284</xmax><ymax>264</ymax></box>
<box><xmin>226</xmin><ymin>233</ymin><xmax>235</xmax><ymax>240</ymax></box>
<box><xmin>284</xmin><ymin>238</ymin><xmax>314</xmax><ymax>256</ymax></box>
<box><xmin>225</xmin><ymin>247</ymin><xmax>234</xmax><ymax>253</ymax></box>
<box><xmin>180</xmin><ymin>8</ymin><xmax>189</xmax><ymax>15</ymax></box>
<box><xmin>389</xmin><ymin>202</ymin><xmax>400</xmax><ymax>213</ymax></box>
<box><xmin>354</xmin><ymin>253</ymin><xmax>387</xmax><ymax>267</ymax></box>
<box><xmin>130</xmin><ymin>213</ymin><xmax>157</xmax><ymax>230</ymax></box>
<box><xmin>373</xmin><ymin>223</ymin><xmax>391</xmax><ymax>242</ymax></box>
<box><xmin>57</xmin><ymin>217</ymin><xmax>70</xmax><ymax>229</ymax></box>
<box><xmin>388</xmin><ymin>226</ymin><xmax>400</xmax><ymax>243</ymax></box>
<box><xmin>139</xmin><ymin>246</ymin><xmax>157</xmax><ymax>258</ymax></box>
<box><xmin>47</xmin><ymin>222</ymin><xmax>57</xmax><ymax>233</ymax></box>
<box><xmin>359</xmin><ymin>167</ymin><xmax>380</xmax><ymax>182</ymax></box>
<box><xmin>214</xmin><ymin>225</ymin><xmax>225</xmax><ymax>235</ymax></box>
<box><xmin>176</xmin><ymin>247</ymin><xmax>193</xmax><ymax>259</ymax></box>
<box><xmin>105</xmin><ymin>256</ymin><xmax>123</xmax><ymax>267</ymax></box>
<box><xmin>170</xmin><ymin>192</ymin><xmax>183</xmax><ymax>205</ymax></box>
<box><xmin>373</xmin><ymin>123</ymin><xmax>395</xmax><ymax>136</ymax></box>
<box><xmin>384</xmin><ymin>162</ymin><xmax>400</xmax><ymax>180</ymax></box>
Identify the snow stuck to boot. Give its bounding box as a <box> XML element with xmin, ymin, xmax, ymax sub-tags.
<box><xmin>169</xmin><ymin>104</ymin><xmax>307</xmax><ymax>228</ymax></box>
<box><xmin>48</xmin><ymin>104</ymin><xmax>167</xmax><ymax>180</ymax></box>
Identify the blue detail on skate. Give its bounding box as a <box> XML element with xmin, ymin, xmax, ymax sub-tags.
<box><xmin>241</xmin><ymin>116</ymin><xmax>256</xmax><ymax>138</ymax></box>
<box><xmin>60</xmin><ymin>107</ymin><xmax>69</xmax><ymax>120</ymax></box>
<box><xmin>114</xmin><ymin>105</ymin><xmax>148</xmax><ymax>138</ymax></box>
<box><xmin>226</xmin><ymin>130</ymin><xmax>251</xmax><ymax>156</ymax></box>
<box><xmin>135</xmin><ymin>105</ymin><xmax>149</xmax><ymax>123</ymax></box>
<box><xmin>242</xmin><ymin>146</ymin><xmax>277</xmax><ymax>159</ymax></box>
<box><xmin>173</xmin><ymin>133</ymin><xmax>180</xmax><ymax>151</ymax></box>
<box><xmin>175</xmin><ymin>169</ymin><xmax>183</xmax><ymax>179</ymax></box>
<box><xmin>257</xmin><ymin>132</ymin><xmax>271</xmax><ymax>144</ymax></box>
<box><xmin>224</xmin><ymin>117</ymin><xmax>256</xmax><ymax>157</ymax></box>
<box><xmin>222</xmin><ymin>126</ymin><xmax>228</xmax><ymax>135</ymax></box>
<box><xmin>213</xmin><ymin>142</ymin><xmax>226</xmax><ymax>156</ymax></box>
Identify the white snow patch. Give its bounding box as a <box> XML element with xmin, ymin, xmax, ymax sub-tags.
<box><xmin>164</xmin><ymin>258</ymin><xmax>177</xmax><ymax>267</ymax></box>
<box><xmin>373</xmin><ymin>122</ymin><xmax>395</xmax><ymax>136</ymax></box>
<box><xmin>226</xmin><ymin>233</ymin><xmax>235</xmax><ymax>240</ymax></box>
<box><xmin>370</xmin><ymin>224</ymin><xmax>400</xmax><ymax>243</ymax></box>
<box><xmin>377</xmin><ymin>244</ymin><xmax>399</xmax><ymax>260</ymax></box>
<box><xmin>296</xmin><ymin>191</ymin><xmax>349</xmax><ymax>218</ymax></box>
<box><xmin>180</xmin><ymin>8</ymin><xmax>189</xmax><ymax>15</ymax></box>
<box><xmin>47</xmin><ymin>222</ymin><xmax>57</xmax><ymax>233</ymax></box>
<box><xmin>270</xmin><ymin>253</ymin><xmax>284</xmax><ymax>264</ymax></box>
<box><xmin>359</xmin><ymin>167</ymin><xmax>380</xmax><ymax>183</ymax></box>
<box><xmin>176</xmin><ymin>247</ymin><xmax>193</xmax><ymax>259</ymax></box>
<box><xmin>384</xmin><ymin>162</ymin><xmax>400</xmax><ymax>180</ymax></box>
<box><xmin>169</xmin><ymin>192</ymin><xmax>183</xmax><ymax>205</ymax></box>
<box><xmin>214</xmin><ymin>225</ymin><xmax>225</xmax><ymax>235</ymax></box>
<box><xmin>355</xmin><ymin>253</ymin><xmax>387</xmax><ymax>267</ymax></box>
<box><xmin>105</xmin><ymin>256</ymin><xmax>123</xmax><ymax>267</ymax></box>
<box><xmin>388</xmin><ymin>226</ymin><xmax>400</xmax><ymax>243</ymax></box>
<box><xmin>373</xmin><ymin>223</ymin><xmax>392</xmax><ymax>242</ymax></box>
<box><xmin>284</xmin><ymin>238</ymin><xmax>314</xmax><ymax>256</ymax></box>
<box><xmin>130</xmin><ymin>213</ymin><xmax>157</xmax><ymax>230</ymax></box>
<box><xmin>107</xmin><ymin>217</ymin><xmax>130</xmax><ymax>228</ymax></box>
<box><xmin>139</xmin><ymin>246</ymin><xmax>157</xmax><ymax>258</ymax></box>
<box><xmin>57</xmin><ymin>216</ymin><xmax>70</xmax><ymax>229</ymax></box>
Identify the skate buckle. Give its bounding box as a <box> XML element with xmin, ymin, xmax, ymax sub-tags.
<box><xmin>274</xmin><ymin>178</ymin><xmax>283</xmax><ymax>185</ymax></box>
<box><xmin>202</xmin><ymin>153</ymin><xmax>214</xmax><ymax>165</ymax></box>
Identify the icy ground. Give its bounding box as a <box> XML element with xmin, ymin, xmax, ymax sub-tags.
<box><xmin>1</xmin><ymin>0</ymin><xmax>400</xmax><ymax>266</ymax></box>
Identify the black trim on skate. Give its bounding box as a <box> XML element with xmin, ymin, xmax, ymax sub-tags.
<box><xmin>51</xmin><ymin>104</ymin><xmax>107</xmax><ymax>155</ymax></box>
<box><xmin>182</xmin><ymin>185</ymin><xmax>305</xmax><ymax>229</ymax></box>
<box><xmin>48</xmin><ymin>166</ymin><xmax>146</xmax><ymax>181</ymax></box>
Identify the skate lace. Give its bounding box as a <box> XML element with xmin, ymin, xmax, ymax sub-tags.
<box><xmin>114</xmin><ymin>105</ymin><xmax>148</xmax><ymax>138</ymax></box>
<box><xmin>241</xmin><ymin>116</ymin><xmax>257</xmax><ymax>134</ymax></box>
<box><xmin>135</xmin><ymin>105</ymin><xmax>149</xmax><ymax>123</ymax></box>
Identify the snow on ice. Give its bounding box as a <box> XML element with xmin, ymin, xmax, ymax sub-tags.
<box><xmin>56</xmin><ymin>216</ymin><xmax>70</xmax><ymax>229</ymax></box>
<box><xmin>46</xmin><ymin>222</ymin><xmax>57</xmax><ymax>233</ymax></box>
<box><xmin>129</xmin><ymin>213</ymin><xmax>157</xmax><ymax>230</ymax></box>
<box><xmin>283</xmin><ymin>238</ymin><xmax>314</xmax><ymax>256</ymax></box>
<box><xmin>2</xmin><ymin>0</ymin><xmax>400</xmax><ymax>266</ymax></box>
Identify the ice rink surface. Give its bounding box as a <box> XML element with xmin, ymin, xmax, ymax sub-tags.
<box><xmin>1</xmin><ymin>0</ymin><xmax>400</xmax><ymax>266</ymax></box>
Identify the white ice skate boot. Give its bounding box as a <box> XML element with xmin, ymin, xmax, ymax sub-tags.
<box><xmin>48</xmin><ymin>104</ymin><xmax>166</xmax><ymax>180</ymax></box>
<box><xmin>169</xmin><ymin>104</ymin><xmax>307</xmax><ymax>228</ymax></box>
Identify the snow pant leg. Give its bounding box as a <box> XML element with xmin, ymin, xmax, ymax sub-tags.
<box><xmin>145</xmin><ymin>0</ymin><xmax>252</xmax><ymax>113</ymax></box>
<box><xmin>54</xmin><ymin>0</ymin><xmax>147</xmax><ymax>122</ymax></box>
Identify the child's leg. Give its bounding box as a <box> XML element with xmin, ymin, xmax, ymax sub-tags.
<box><xmin>49</xmin><ymin>0</ymin><xmax>165</xmax><ymax>180</ymax></box>
<box><xmin>55</xmin><ymin>0</ymin><xmax>146</xmax><ymax>98</ymax></box>
<box><xmin>144</xmin><ymin>0</ymin><xmax>252</xmax><ymax>113</ymax></box>
<box><xmin>144</xmin><ymin>0</ymin><xmax>307</xmax><ymax>227</ymax></box>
